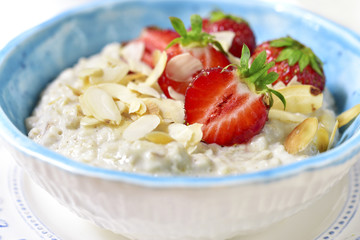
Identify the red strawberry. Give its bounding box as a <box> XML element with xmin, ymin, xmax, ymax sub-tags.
<box><xmin>202</xmin><ymin>10</ymin><xmax>256</xmax><ymax>58</ymax></box>
<box><xmin>253</xmin><ymin>37</ymin><xmax>325</xmax><ymax>91</ymax></box>
<box><xmin>158</xmin><ymin>14</ymin><xmax>230</xmax><ymax>98</ymax></box>
<box><xmin>185</xmin><ymin>45</ymin><xmax>285</xmax><ymax>146</ymax></box>
<box><xmin>137</xmin><ymin>27</ymin><xmax>179</xmax><ymax>67</ymax></box>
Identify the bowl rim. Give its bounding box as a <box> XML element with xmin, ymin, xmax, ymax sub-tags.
<box><xmin>1</xmin><ymin>0</ymin><xmax>360</xmax><ymax>188</ymax></box>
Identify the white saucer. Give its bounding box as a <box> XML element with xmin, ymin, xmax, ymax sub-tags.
<box><xmin>1</xmin><ymin>151</ymin><xmax>360</xmax><ymax>240</ymax></box>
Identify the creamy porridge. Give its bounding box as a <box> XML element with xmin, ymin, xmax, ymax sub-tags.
<box><xmin>26</xmin><ymin>40</ymin><xmax>338</xmax><ymax>176</ymax></box>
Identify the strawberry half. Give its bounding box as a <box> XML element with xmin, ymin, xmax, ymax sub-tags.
<box><xmin>253</xmin><ymin>37</ymin><xmax>325</xmax><ymax>91</ymax></box>
<box><xmin>185</xmin><ymin>45</ymin><xmax>285</xmax><ymax>146</ymax></box>
<box><xmin>137</xmin><ymin>27</ymin><xmax>179</xmax><ymax>67</ymax></box>
<box><xmin>202</xmin><ymin>10</ymin><xmax>256</xmax><ymax>58</ymax></box>
<box><xmin>158</xmin><ymin>14</ymin><xmax>230</xmax><ymax>98</ymax></box>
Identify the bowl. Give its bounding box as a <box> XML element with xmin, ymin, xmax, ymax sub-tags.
<box><xmin>1</xmin><ymin>1</ymin><xmax>360</xmax><ymax>240</ymax></box>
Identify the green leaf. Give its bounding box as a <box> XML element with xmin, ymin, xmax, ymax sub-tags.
<box><xmin>298</xmin><ymin>53</ymin><xmax>310</xmax><ymax>72</ymax></box>
<box><xmin>270</xmin><ymin>37</ymin><xmax>294</xmax><ymax>47</ymax></box>
<box><xmin>263</xmin><ymin>71</ymin><xmax>279</xmax><ymax>85</ymax></box>
<box><xmin>287</xmin><ymin>49</ymin><xmax>302</xmax><ymax>66</ymax></box>
<box><xmin>276</xmin><ymin>48</ymin><xmax>293</xmax><ymax>62</ymax></box>
<box><xmin>269</xmin><ymin>88</ymin><xmax>286</xmax><ymax>109</ymax></box>
<box><xmin>310</xmin><ymin>56</ymin><xmax>323</xmax><ymax>76</ymax></box>
<box><xmin>210</xmin><ymin>10</ymin><xmax>226</xmax><ymax>22</ymax></box>
<box><xmin>239</xmin><ymin>45</ymin><xmax>250</xmax><ymax>72</ymax></box>
<box><xmin>190</xmin><ymin>14</ymin><xmax>203</xmax><ymax>35</ymax></box>
<box><xmin>249</xmin><ymin>50</ymin><xmax>266</xmax><ymax>75</ymax></box>
<box><xmin>169</xmin><ymin>17</ymin><xmax>187</xmax><ymax>37</ymax></box>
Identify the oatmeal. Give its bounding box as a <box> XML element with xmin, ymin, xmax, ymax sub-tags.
<box><xmin>26</xmin><ymin>41</ymin><xmax>337</xmax><ymax>176</ymax></box>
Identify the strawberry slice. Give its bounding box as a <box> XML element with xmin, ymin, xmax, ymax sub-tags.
<box><xmin>185</xmin><ymin>45</ymin><xmax>285</xmax><ymax>146</ymax></box>
<box><xmin>158</xmin><ymin>14</ymin><xmax>231</xmax><ymax>98</ymax></box>
<box><xmin>202</xmin><ymin>10</ymin><xmax>256</xmax><ymax>58</ymax></box>
<box><xmin>253</xmin><ymin>37</ymin><xmax>326</xmax><ymax>91</ymax></box>
<box><xmin>137</xmin><ymin>27</ymin><xmax>179</xmax><ymax>67</ymax></box>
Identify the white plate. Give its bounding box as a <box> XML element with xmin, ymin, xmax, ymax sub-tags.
<box><xmin>0</xmin><ymin>150</ymin><xmax>360</xmax><ymax>240</ymax></box>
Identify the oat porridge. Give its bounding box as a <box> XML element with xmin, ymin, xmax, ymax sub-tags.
<box><xmin>26</xmin><ymin>12</ymin><xmax>350</xmax><ymax>176</ymax></box>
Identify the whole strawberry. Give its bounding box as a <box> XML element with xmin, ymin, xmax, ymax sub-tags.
<box><xmin>137</xmin><ymin>27</ymin><xmax>179</xmax><ymax>67</ymax></box>
<box><xmin>202</xmin><ymin>10</ymin><xmax>256</xmax><ymax>57</ymax></box>
<box><xmin>253</xmin><ymin>37</ymin><xmax>325</xmax><ymax>91</ymax></box>
<box><xmin>158</xmin><ymin>14</ymin><xmax>230</xmax><ymax>98</ymax></box>
<box><xmin>185</xmin><ymin>45</ymin><xmax>285</xmax><ymax>146</ymax></box>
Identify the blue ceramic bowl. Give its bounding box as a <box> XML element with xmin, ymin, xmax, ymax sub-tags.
<box><xmin>0</xmin><ymin>1</ymin><xmax>360</xmax><ymax>239</ymax></box>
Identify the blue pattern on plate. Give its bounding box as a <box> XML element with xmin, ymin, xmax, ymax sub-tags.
<box><xmin>0</xmin><ymin>1</ymin><xmax>360</xmax><ymax>186</ymax></box>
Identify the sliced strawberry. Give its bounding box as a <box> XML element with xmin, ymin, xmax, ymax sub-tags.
<box><xmin>158</xmin><ymin>45</ymin><xmax>230</xmax><ymax>97</ymax></box>
<box><xmin>158</xmin><ymin>14</ymin><xmax>230</xmax><ymax>98</ymax></box>
<box><xmin>202</xmin><ymin>10</ymin><xmax>256</xmax><ymax>58</ymax></box>
<box><xmin>137</xmin><ymin>27</ymin><xmax>179</xmax><ymax>67</ymax></box>
<box><xmin>253</xmin><ymin>37</ymin><xmax>325</xmax><ymax>91</ymax></box>
<box><xmin>185</xmin><ymin>45</ymin><xmax>285</xmax><ymax>146</ymax></box>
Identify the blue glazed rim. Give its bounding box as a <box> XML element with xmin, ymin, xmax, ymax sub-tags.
<box><xmin>0</xmin><ymin>0</ymin><xmax>360</xmax><ymax>188</ymax></box>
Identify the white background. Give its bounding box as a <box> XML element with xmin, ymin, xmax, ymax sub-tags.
<box><xmin>0</xmin><ymin>0</ymin><xmax>359</xmax><ymax>50</ymax></box>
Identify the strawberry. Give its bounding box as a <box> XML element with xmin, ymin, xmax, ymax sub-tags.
<box><xmin>252</xmin><ymin>37</ymin><xmax>325</xmax><ymax>91</ymax></box>
<box><xmin>202</xmin><ymin>10</ymin><xmax>256</xmax><ymax>58</ymax></box>
<box><xmin>185</xmin><ymin>45</ymin><xmax>285</xmax><ymax>146</ymax></box>
<box><xmin>158</xmin><ymin>14</ymin><xmax>231</xmax><ymax>98</ymax></box>
<box><xmin>137</xmin><ymin>27</ymin><xmax>179</xmax><ymax>67</ymax></box>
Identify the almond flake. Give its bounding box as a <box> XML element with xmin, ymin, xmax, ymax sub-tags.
<box><xmin>168</xmin><ymin>123</ymin><xmax>203</xmax><ymax>152</ymax></box>
<box><xmin>145</xmin><ymin>131</ymin><xmax>174</xmax><ymax>144</ymax></box>
<box><xmin>211</xmin><ymin>31</ymin><xmax>235</xmax><ymax>52</ymax></box>
<box><xmin>80</xmin><ymin>116</ymin><xmax>102</xmax><ymax>127</ymax></box>
<box><xmin>127</xmin><ymin>82</ymin><xmax>160</xmax><ymax>98</ymax></box>
<box><xmin>268</xmin><ymin>109</ymin><xmax>307</xmax><ymax>123</ymax></box>
<box><xmin>165</xmin><ymin>52</ymin><xmax>203</xmax><ymax>82</ymax></box>
<box><xmin>150</xmin><ymin>98</ymin><xmax>184</xmax><ymax>123</ymax></box>
<box><xmin>168</xmin><ymin>86</ymin><xmax>185</xmax><ymax>102</ymax></box>
<box><xmin>284</xmin><ymin>117</ymin><xmax>319</xmax><ymax>154</ymax></box>
<box><xmin>144</xmin><ymin>51</ymin><xmax>168</xmax><ymax>86</ymax></box>
<box><xmin>337</xmin><ymin>104</ymin><xmax>360</xmax><ymax>127</ymax></box>
<box><xmin>129</xmin><ymin>100</ymin><xmax>147</xmax><ymax>115</ymax></box>
<box><xmin>123</xmin><ymin>115</ymin><xmax>161</xmax><ymax>141</ymax></box>
<box><xmin>97</xmin><ymin>83</ymin><xmax>138</xmax><ymax>104</ymax></box>
<box><xmin>81</xmin><ymin>87</ymin><xmax>121</xmax><ymax>125</ymax></box>
<box><xmin>272</xmin><ymin>85</ymin><xmax>323</xmax><ymax>114</ymax></box>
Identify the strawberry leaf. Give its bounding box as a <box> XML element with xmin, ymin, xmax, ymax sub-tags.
<box><xmin>270</xmin><ymin>37</ymin><xmax>323</xmax><ymax>75</ymax></box>
<box><xmin>299</xmin><ymin>53</ymin><xmax>310</xmax><ymax>72</ymax></box>
<box><xmin>169</xmin><ymin>17</ymin><xmax>187</xmax><ymax>37</ymax></box>
<box><xmin>190</xmin><ymin>14</ymin><xmax>203</xmax><ymax>34</ymax></box>
<box><xmin>269</xmin><ymin>88</ymin><xmax>286</xmax><ymax>109</ymax></box>
<box><xmin>269</xmin><ymin>37</ymin><xmax>294</xmax><ymax>47</ymax></box>
<box><xmin>249</xmin><ymin>50</ymin><xmax>266</xmax><ymax>75</ymax></box>
<box><xmin>229</xmin><ymin>45</ymin><xmax>285</xmax><ymax>108</ymax></box>
<box><xmin>167</xmin><ymin>14</ymin><xmax>228</xmax><ymax>55</ymax></box>
<box><xmin>210</xmin><ymin>10</ymin><xmax>248</xmax><ymax>24</ymax></box>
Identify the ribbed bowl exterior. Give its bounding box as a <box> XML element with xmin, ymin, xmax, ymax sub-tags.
<box><xmin>6</xmin><ymin>140</ymin><xmax>356</xmax><ymax>240</ymax></box>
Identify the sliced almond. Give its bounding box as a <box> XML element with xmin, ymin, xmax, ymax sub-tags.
<box><xmin>101</xmin><ymin>64</ymin><xmax>130</xmax><ymax>83</ymax></box>
<box><xmin>328</xmin><ymin>119</ymin><xmax>339</xmax><ymax>150</ymax></box>
<box><xmin>123</xmin><ymin>115</ymin><xmax>161</xmax><ymax>141</ymax></box>
<box><xmin>129</xmin><ymin>100</ymin><xmax>147</xmax><ymax>115</ymax></box>
<box><xmin>80</xmin><ymin>116</ymin><xmax>102</xmax><ymax>127</ymax></box>
<box><xmin>168</xmin><ymin>86</ymin><xmax>185</xmax><ymax>102</ymax></box>
<box><xmin>272</xmin><ymin>85</ymin><xmax>323</xmax><ymax>114</ymax></box>
<box><xmin>81</xmin><ymin>87</ymin><xmax>122</xmax><ymax>125</ymax></box>
<box><xmin>284</xmin><ymin>117</ymin><xmax>319</xmax><ymax>154</ymax></box>
<box><xmin>337</xmin><ymin>104</ymin><xmax>360</xmax><ymax>127</ymax></box>
<box><xmin>319</xmin><ymin>110</ymin><xmax>337</xmax><ymax>133</ymax></box>
<box><xmin>145</xmin><ymin>131</ymin><xmax>174</xmax><ymax>144</ymax></box>
<box><xmin>121</xmin><ymin>72</ymin><xmax>148</xmax><ymax>85</ymax></box>
<box><xmin>315</xmin><ymin>127</ymin><xmax>329</xmax><ymax>152</ymax></box>
<box><xmin>268</xmin><ymin>109</ymin><xmax>307</xmax><ymax>123</ymax></box>
<box><xmin>120</xmin><ymin>41</ymin><xmax>145</xmax><ymax>62</ymax></box>
<box><xmin>150</xmin><ymin>98</ymin><xmax>184</xmax><ymax>123</ymax></box>
<box><xmin>144</xmin><ymin>50</ymin><xmax>167</xmax><ymax>86</ymax></box>
<box><xmin>144</xmin><ymin>99</ymin><xmax>161</xmax><ymax>115</ymax></box>
<box><xmin>97</xmin><ymin>83</ymin><xmax>138</xmax><ymax>104</ymax></box>
<box><xmin>78</xmin><ymin>67</ymin><xmax>104</xmax><ymax>79</ymax></box>
<box><xmin>127</xmin><ymin>82</ymin><xmax>160</xmax><ymax>98</ymax></box>
<box><xmin>165</xmin><ymin>52</ymin><xmax>203</xmax><ymax>82</ymax></box>
<box><xmin>211</xmin><ymin>31</ymin><xmax>235</xmax><ymax>52</ymax></box>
